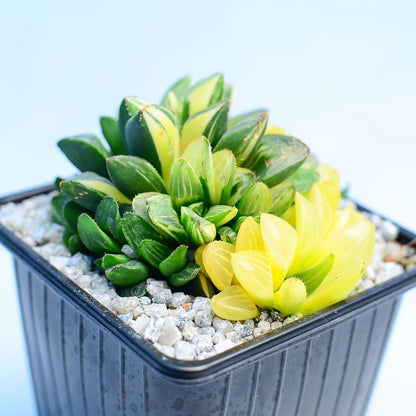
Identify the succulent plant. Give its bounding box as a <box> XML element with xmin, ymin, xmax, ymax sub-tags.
<box><xmin>202</xmin><ymin>173</ymin><xmax>375</xmax><ymax>319</ymax></box>
<box><xmin>52</xmin><ymin>73</ymin><xmax>357</xmax><ymax>313</ymax></box>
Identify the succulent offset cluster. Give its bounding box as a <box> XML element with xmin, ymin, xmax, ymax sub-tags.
<box><xmin>51</xmin><ymin>73</ymin><xmax>374</xmax><ymax>317</ymax></box>
<box><xmin>201</xmin><ymin>171</ymin><xmax>375</xmax><ymax>320</ymax></box>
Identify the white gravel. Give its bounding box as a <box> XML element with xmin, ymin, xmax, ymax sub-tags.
<box><xmin>1</xmin><ymin>192</ymin><xmax>415</xmax><ymax>360</ymax></box>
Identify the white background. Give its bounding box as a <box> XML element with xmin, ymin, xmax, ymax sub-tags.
<box><xmin>1</xmin><ymin>1</ymin><xmax>415</xmax><ymax>414</ymax></box>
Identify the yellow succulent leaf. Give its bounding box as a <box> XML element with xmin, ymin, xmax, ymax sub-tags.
<box><xmin>318</xmin><ymin>181</ymin><xmax>340</xmax><ymax>215</ymax></box>
<box><xmin>265</xmin><ymin>124</ymin><xmax>286</xmax><ymax>135</ymax></box>
<box><xmin>288</xmin><ymin>193</ymin><xmax>323</xmax><ymax>276</ymax></box>
<box><xmin>298</xmin><ymin>257</ymin><xmax>365</xmax><ymax>315</ymax></box>
<box><xmin>203</xmin><ymin>241</ymin><xmax>235</xmax><ymax>291</ymax></box>
<box><xmin>273</xmin><ymin>277</ymin><xmax>307</xmax><ymax>316</ymax></box>
<box><xmin>236</xmin><ymin>217</ymin><xmax>264</xmax><ymax>252</ymax></box>
<box><xmin>260</xmin><ymin>213</ymin><xmax>298</xmax><ymax>290</ymax></box>
<box><xmin>307</xmin><ymin>183</ymin><xmax>333</xmax><ymax>237</ymax></box>
<box><xmin>318</xmin><ymin>164</ymin><xmax>339</xmax><ymax>186</ymax></box>
<box><xmin>211</xmin><ymin>285</ymin><xmax>259</xmax><ymax>321</ymax></box>
<box><xmin>319</xmin><ymin>220</ymin><xmax>375</xmax><ymax>268</ymax></box>
<box><xmin>78</xmin><ymin>180</ymin><xmax>131</xmax><ymax>204</ymax></box>
<box><xmin>231</xmin><ymin>250</ymin><xmax>274</xmax><ymax>308</ymax></box>
<box><xmin>194</xmin><ymin>243</ymin><xmax>208</xmax><ymax>275</ymax></box>
<box><xmin>280</xmin><ymin>204</ymin><xmax>296</xmax><ymax>226</ymax></box>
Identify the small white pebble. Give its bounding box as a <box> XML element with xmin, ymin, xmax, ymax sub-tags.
<box><xmin>175</xmin><ymin>341</ymin><xmax>197</xmax><ymax>360</ymax></box>
<box><xmin>132</xmin><ymin>315</ymin><xmax>150</xmax><ymax>335</ymax></box>
<box><xmin>195</xmin><ymin>310</ymin><xmax>213</xmax><ymax>327</ymax></box>
<box><xmin>158</xmin><ymin>317</ymin><xmax>181</xmax><ymax>346</ymax></box>
<box><xmin>214</xmin><ymin>340</ymin><xmax>236</xmax><ymax>354</ymax></box>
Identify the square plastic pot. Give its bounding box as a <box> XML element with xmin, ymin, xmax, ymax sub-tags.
<box><xmin>1</xmin><ymin>185</ymin><xmax>416</xmax><ymax>416</ymax></box>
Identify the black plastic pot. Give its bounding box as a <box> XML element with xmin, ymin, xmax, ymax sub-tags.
<box><xmin>1</xmin><ymin>185</ymin><xmax>416</xmax><ymax>416</ymax></box>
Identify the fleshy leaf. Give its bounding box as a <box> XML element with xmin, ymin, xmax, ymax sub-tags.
<box><xmin>218</xmin><ymin>226</ymin><xmax>237</xmax><ymax>244</ymax></box>
<box><xmin>298</xmin><ymin>258</ymin><xmax>365</xmax><ymax>315</ymax></box>
<box><xmin>182</xmin><ymin>73</ymin><xmax>224</xmax><ymax>123</ymax></box>
<box><xmin>307</xmin><ymin>183</ymin><xmax>334</xmax><ymax>236</ymax></box>
<box><xmin>101</xmin><ymin>253</ymin><xmax>131</xmax><ymax>269</ymax></box>
<box><xmin>293</xmin><ymin>254</ymin><xmax>334</xmax><ymax>295</ymax></box>
<box><xmin>212</xmin><ymin>149</ymin><xmax>236</xmax><ymax>205</ymax></box>
<box><xmin>181</xmin><ymin>99</ymin><xmax>230</xmax><ymax>152</ymax></box>
<box><xmin>107</xmin><ymin>155</ymin><xmax>167</xmax><ymax>199</ymax></box>
<box><xmin>61</xmin><ymin>172</ymin><xmax>130</xmax><ymax>211</ymax></box>
<box><xmin>105</xmin><ymin>260</ymin><xmax>149</xmax><ymax>287</ymax></box>
<box><xmin>273</xmin><ymin>277</ymin><xmax>307</xmax><ymax>316</ymax></box>
<box><xmin>159</xmin><ymin>245</ymin><xmax>188</xmax><ymax>277</ymax></box>
<box><xmin>235</xmin><ymin>216</ymin><xmax>264</xmax><ymax>252</ymax></box>
<box><xmin>95</xmin><ymin>196</ymin><xmax>122</xmax><ymax>240</ymax></box>
<box><xmin>170</xmin><ymin>158</ymin><xmax>204</xmax><ymax>212</ymax></box>
<box><xmin>124</xmin><ymin>105</ymin><xmax>180</xmax><ymax>185</ymax></box>
<box><xmin>214</xmin><ymin>110</ymin><xmax>268</xmax><ymax>166</ymax></box>
<box><xmin>269</xmin><ymin>183</ymin><xmax>296</xmax><ymax>216</ymax></box>
<box><xmin>211</xmin><ymin>285</ymin><xmax>258</xmax><ymax>321</ymax></box>
<box><xmin>180</xmin><ymin>206</ymin><xmax>216</xmax><ymax>246</ymax></box>
<box><xmin>231</xmin><ymin>250</ymin><xmax>274</xmax><ymax>308</ymax></box>
<box><xmin>260</xmin><ymin>213</ymin><xmax>298</xmax><ymax>290</ymax></box>
<box><xmin>58</xmin><ymin>134</ymin><xmax>110</xmax><ymax>177</ymax></box>
<box><xmin>77</xmin><ymin>213</ymin><xmax>121</xmax><ymax>255</ymax></box>
<box><xmin>318</xmin><ymin>164</ymin><xmax>339</xmax><ymax>186</ymax></box>
<box><xmin>146</xmin><ymin>194</ymin><xmax>188</xmax><ymax>243</ymax></box>
<box><xmin>204</xmin><ymin>205</ymin><xmax>238</xmax><ymax>227</ymax></box>
<box><xmin>286</xmin><ymin>168</ymin><xmax>320</xmax><ymax>194</ymax></box>
<box><xmin>118</xmin><ymin>97</ymin><xmax>150</xmax><ymax>142</ymax></box>
<box><xmin>169</xmin><ymin>263</ymin><xmax>201</xmax><ymax>286</ymax></box>
<box><xmin>236</xmin><ymin>182</ymin><xmax>272</xmax><ymax>217</ymax></box>
<box><xmin>100</xmin><ymin>116</ymin><xmax>127</xmax><ymax>155</ymax></box>
<box><xmin>181</xmin><ymin>136</ymin><xmax>216</xmax><ymax>205</ymax></box>
<box><xmin>288</xmin><ymin>193</ymin><xmax>323</xmax><ymax>276</ymax></box>
<box><xmin>138</xmin><ymin>239</ymin><xmax>172</xmax><ymax>268</ymax></box>
<box><xmin>227</xmin><ymin>167</ymin><xmax>255</xmax><ymax>207</ymax></box>
<box><xmin>244</xmin><ymin>134</ymin><xmax>309</xmax><ymax>188</ymax></box>
<box><xmin>203</xmin><ymin>241</ymin><xmax>235</xmax><ymax>291</ymax></box>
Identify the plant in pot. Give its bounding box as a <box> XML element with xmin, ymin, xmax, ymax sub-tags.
<box><xmin>0</xmin><ymin>73</ymin><xmax>415</xmax><ymax>416</ymax></box>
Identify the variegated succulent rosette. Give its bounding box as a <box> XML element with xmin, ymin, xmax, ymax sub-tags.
<box><xmin>52</xmin><ymin>73</ymin><xmax>375</xmax><ymax>319</ymax></box>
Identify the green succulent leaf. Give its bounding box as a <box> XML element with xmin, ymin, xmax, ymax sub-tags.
<box><xmin>212</xmin><ymin>149</ymin><xmax>236</xmax><ymax>204</ymax></box>
<box><xmin>182</xmin><ymin>73</ymin><xmax>224</xmax><ymax>123</ymax></box>
<box><xmin>187</xmin><ymin>201</ymin><xmax>205</xmax><ymax>216</ymax></box>
<box><xmin>269</xmin><ymin>183</ymin><xmax>296</xmax><ymax>216</ymax></box>
<box><xmin>121</xmin><ymin>212</ymin><xmax>166</xmax><ymax>256</ymax></box>
<box><xmin>181</xmin><ymin>99</ymin><xmax>230</xmax><ymax>152</ymax></box>
<box><xmin>170</xmin><ymin>158</ymin><xmax>204</xmax><ymax>212</ymax></box>
<box><xmin>245</xmin><ymin>134</ymin><xmax>309</xmax><ymax>188</ymax></box>
<box><xmin>158</xmin><ymin>245</ymin><xmax>188</xmax><ymax>277</ymax></box>
<box><xmin>227</xmin><ymin>167</ymin><xmax>256</xmax><ymax>206</ymax></box>
<box><xmin>100</xmin><ymin>116</ymin><xmax>127</xmax><ymax>155</ymax></box>
<box><xmin>180</xmin><ymin>206</ymin><xmax>216</xmax><ymax>246</ymax></box>
<box><xmin>138</xmin><ymin>239</ymin><xmax>172</xmax><ymax>268</ymax></box>
<box><xmin>183</xmin><ymin>273</ymin><xmax>217</xmax><ymax>298</ymax></box>
<box><xmin>105</xmin><ymin>260</ymin><xmax>149</xmax><ymax>287</ymax></box>
<box><xmin>107</xmin><ymin>155</ymin><xmax>167</xmax><ymax>199</ymax></box>
<box><xmin>223</xmin><ymin>84</ymin><xmax>234</xmax><ymax>102</ymax></box>
<box><xmin>228</xmin><ymin>108</ymin><xmax>268</xmax><ymax>129</ymax></box>
<box><xmin>286</xmin><ymin>168</ymin><xmax>320</xmax><ymax>194</ymax></box>
<box><xmin>124</xmin><ymin>105</ymin><xmax>180</xmax><ymax>184</ymax></box>
<box><xmin>181</xmin><ymin>136</ymin><xmax>216</xmax><ymax>205</ymax></box>
<box><xmin>95</xmin><ymin>196</ymin><xmax>122</xmax><ymax>240</ymax></box>
<box><xmin>118</xmin><ymin>97</ymin><xmax>151</xmax><ymax>142</ymax></box>
<box><xmin>58</xmin><ymin>134</ymin><xmax>110</xmax><ymax>177</ymax></box>
<box><xmin>116</xmin><ymin>280</ymin><xmax>148</xmax><ymax>298</ymax></box>
<box><xmin>61</xmin><ymin>172</ymin><xmax>130</xmax><ymax>211</ymax></box>
<box><xmin>161</xmin><ymin>75</ymin><xmax>192</xmax><ymax>106</ymax></box>
<box><xmin>77</xmin><ymin>213</ymin><xmax>121</xmax><ymax>255</ymax></box>
<box><xmin>292</xmin><ymin>254</ymin><xmax>334</xmax><ymax>295</ymax></box>
<box><xmin>146</xmin><ymin>194</ymin><xmax>189</xmax><ymax>243</ymax></box>
<box><xmin>302</xmin><ymin>153</ymin><xmax>319</xmax><ymax>170</ymax></box>
<box><xmin>169</xmin><ymin>263</ymin><xmax>201</xmax><ymax>287</ymax></box>
<box><xmin>218</xmin><ymin>226</ymin><xmax>237</xmax><ymax>244</ymax></box>
<box><xmin>63</xmin><ymin>231</ymin><xmax>87</xmax><ymax>256</ymax></box>
<box><xmin>64</xmin><ymin>200</ymin><xmax>88</xmax><ymax>233</ymax></box>
<box><xmin>100</xmin><ymin>253</ymin><xmax>131</xmax><ymax>269</ymax></box>
<box><xmin>236</xmin><ymin>182</ymin><xmax>273</xmax><ymax>217</ymax></box>
<box><xmin>51</xmin><ymin>193</ymin><xmax>71</xmax><ymax>226</ymax></box>
<box><xmin>214</xmin><ymin>110</ymin><xmax>268</xmax><ymax>166</ymax></box>
<box><xmin>54</xmin><ymin>176</ymin><xmax>65</xmax><ymax>191</ymax></box>
<box><xmin>160</xmin><ymin>91</ymin><xmax>180</xmax><ymax>116</ymax></box>
<box><xmin>204</xmin><ymin>205</ymin><xmax>238</xmax><ymax>227</ymax></box>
